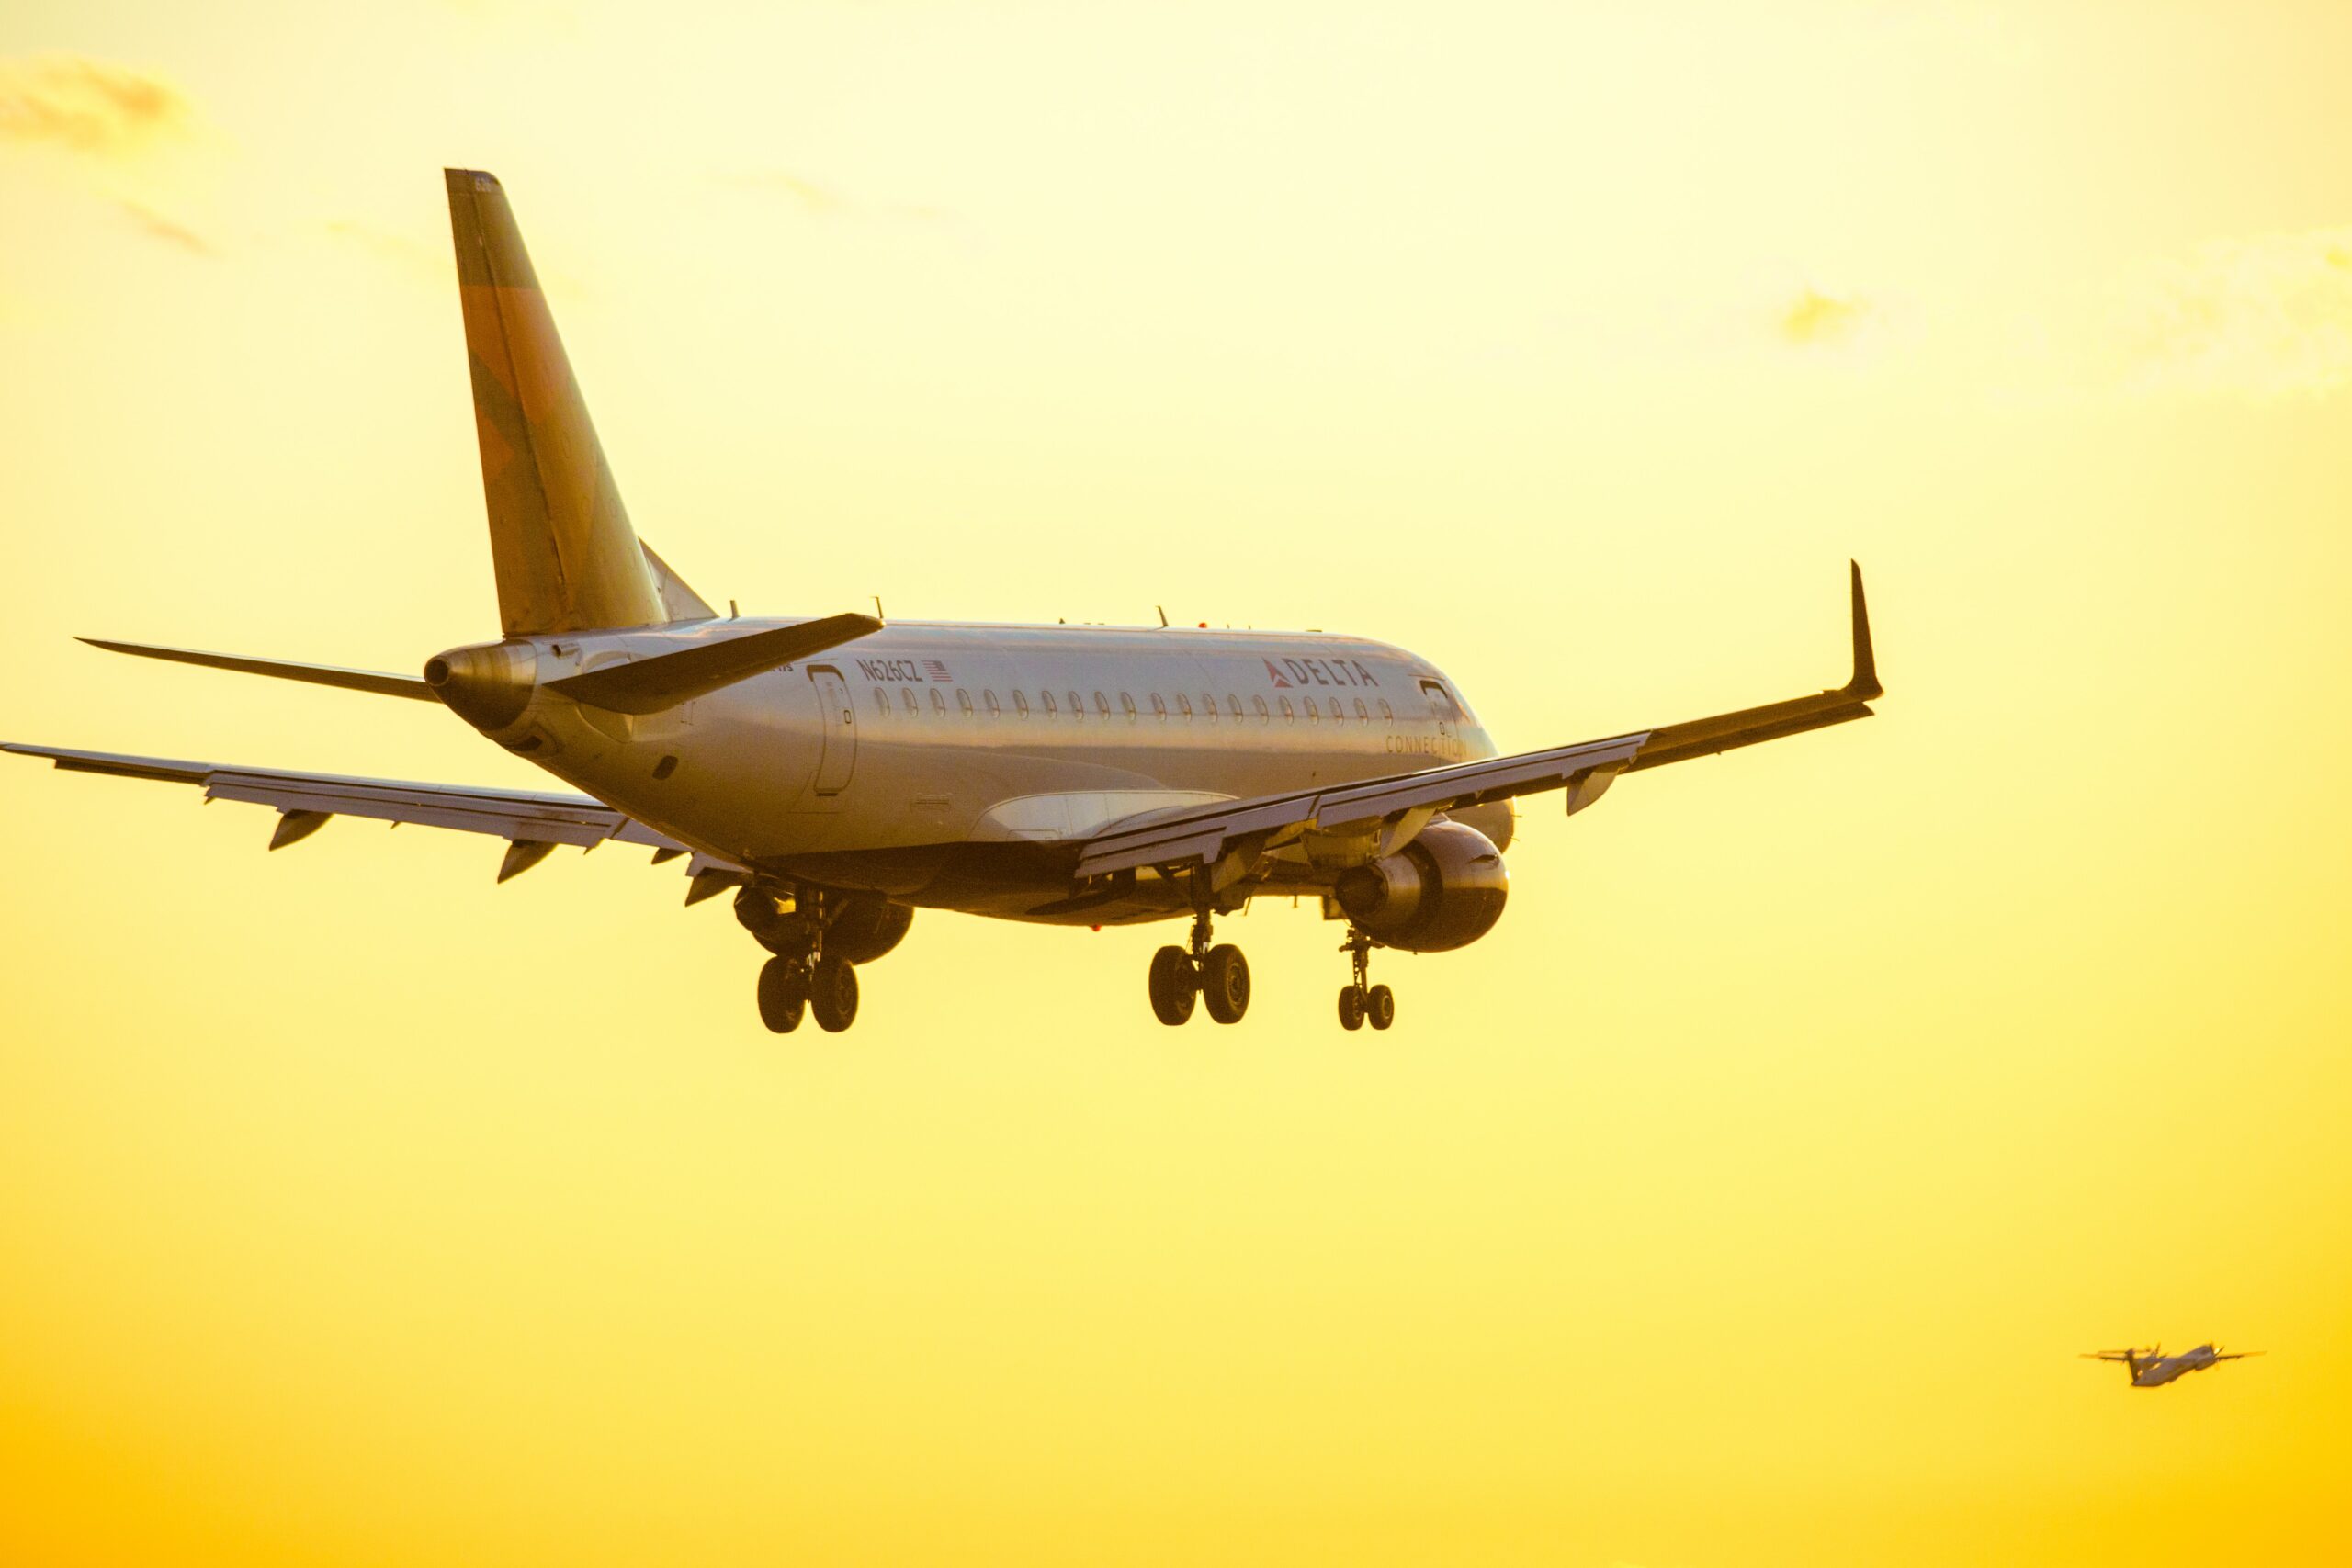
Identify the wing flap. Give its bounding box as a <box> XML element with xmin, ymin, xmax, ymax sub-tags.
<box><xmin>3</xmin><ymin>742</ymin><xmax>718</xmax><ymax>869</ymax></box>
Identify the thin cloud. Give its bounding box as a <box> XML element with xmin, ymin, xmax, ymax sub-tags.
<box><xmin>1780</xmin><ymin>286</ymin><xmax>1870</xmax><ymax>347</ymax></box>
<box><xmin>0</xmin><ymin>53</ymin><xmax>191</xmax><ymax>157</ymax></box>
<box><xmin>117</xmin><ymin>198</ymin><xmax>212</xmax><ymax>256</ymax></box>
<box><xmin>326</xmin><ymin>218</ymin><xmax>435</xmax><ymax>271</ymax></box>
<box><xmin>720</xmin><ymin>168</ymin><xmax>946</xmax><ymax>222</ymax></box>
<box><xmin>2120</xmin><ymin>225</ymin><xmax>2352</xmax><ymax>398</ymax></box>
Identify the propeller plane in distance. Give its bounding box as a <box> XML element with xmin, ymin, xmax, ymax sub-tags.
<box><xmin>4</xmin><ymin>170</ymin><xmax>1886</xmax><ymax>1036</ymax></box>
<box><xmin>2082</xmin><ymin>1344</ymin><xmax>2263</xmax><ymax>1389</ymax></box>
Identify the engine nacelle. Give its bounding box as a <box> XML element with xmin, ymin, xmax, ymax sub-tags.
<box><xmin>1332</xmin><ymin>820</ymin><xmax>1508</xmax><ymax>952</ymax></box>
<box><xmin>825</xmin><ymin>896</ymin><xmax>913</xmax><ymax>964</ymax></box>
<box><xmin>735</xmin><ymin>887</ymin><xmax>912</xmax><ymax>964</ymax></box>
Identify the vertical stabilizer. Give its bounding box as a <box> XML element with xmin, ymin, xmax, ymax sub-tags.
<box><xmin>446</xmin><ymin>169</ymin><xmax>665</xmax><ymax>636</ymax></box>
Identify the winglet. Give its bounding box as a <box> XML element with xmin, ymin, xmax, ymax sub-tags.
<box><xmin>1847</xmin><ymin>560</ymin><xmax>1881</xmax><ymax>701</ymax></box>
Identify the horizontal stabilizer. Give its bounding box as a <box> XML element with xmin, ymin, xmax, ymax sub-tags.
<box><xmin>82</xmin><ymin>638</ymin><xmax>436</xmax><ymax>701</ymax></box>
<box><xmin>545</xmin><ymin>613</ymin><xmax>883</xmax><ymax>715</ymax></box>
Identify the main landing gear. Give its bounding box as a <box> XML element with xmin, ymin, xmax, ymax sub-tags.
<box><xmin>1148</xmin><ymin>901</ymin><xmax>1250</xmax><ymax>1025</ymax></box>
<box><xmin>740</xmin><ymin>886</ymin><xmax>861</xmax><ymax>1034</ymax></box>
<box><xmin>1337</xmin><ymin>928</ymin><xmax>1395</xmax><ymax>1032</ymax></box>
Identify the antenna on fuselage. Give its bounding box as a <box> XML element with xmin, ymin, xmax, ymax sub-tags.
<box><xmin>874</xmin><ymin>595</ymin><xmax>885</xmax><ymax>620</ymax></box>
<box><xmin>729</xmin><ymin>599</ymin><xmax>739</xmax><ymax>619</ymax></box>
<box><xmin>1157</xmin><ymin>604</ymin><xmax>1169</xmax><ymax>627</ymax></box>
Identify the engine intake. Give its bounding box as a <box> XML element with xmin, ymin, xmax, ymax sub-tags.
<box><xmin>1332</xmin><ymin>820</ymin><xmax>1508</xmax><ymax>952</ymax></box>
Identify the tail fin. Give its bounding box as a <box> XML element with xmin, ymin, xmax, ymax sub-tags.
<box><xmin>446</xmin><ymin>169</ymin><xmax>666</xmax><ymax>637</ymax></box>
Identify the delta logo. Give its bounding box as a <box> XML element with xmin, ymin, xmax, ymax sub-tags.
<box><xmin>1263</xmin><ymin>652</ymin><xmax>1380</xmax><ymax>690</ymax></box>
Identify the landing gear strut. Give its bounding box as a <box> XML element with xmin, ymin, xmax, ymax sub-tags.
<box><xmin>1147</xmin><ymin>887</ymin><xmax>1250</xmax><ymax>1025</ymax></box>
<box><xmin>740</xmin><ymin>884</ymin><xmax>862</xmax><ymax>1033</ymax></box>
<box><xmin>1337</xmin><ymin>928</ymin><xmax>1394</xmax><ymax>1032</ymax></box>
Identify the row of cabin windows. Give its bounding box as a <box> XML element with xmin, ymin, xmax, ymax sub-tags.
<box><xmin>867</xmin><ymin>684</ymin><xmax>1397</xmax><ymax>728</ymax></box>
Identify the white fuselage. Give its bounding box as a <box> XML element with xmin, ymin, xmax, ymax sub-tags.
<box><xmin>476</xmin><ymin>618</ymin><xmax>1512</xmax><ymax>923</ymax></box>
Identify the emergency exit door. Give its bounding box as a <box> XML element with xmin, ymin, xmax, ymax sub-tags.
<box><xmin>808</xmin><ymin>666</ymin><xmax>857</xmax><ymax>795</ymax></box>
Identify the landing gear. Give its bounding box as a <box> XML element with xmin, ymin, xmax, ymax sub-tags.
<box><xmin>758</xmin><ymin>956</ymin><xmax>808</xmax><ymax>1033</ymax></box>
<box><xmin>1201</xmin><ymin>944</ymin><xmax>1250</xmax><ymax>1023</ymax></box>
<box><xmin>1145</xmin><ymin>896</ymin><xmax>1250</xmax><ymax>1025</ymax></box>
<box><xmin>741</xmin><ymin>884</ymin><xmax>864</xmax><ymax>1033</ymax></box>
<box><xmin>1338</xmin><ymin>929</ymin><xmax>1396</xmax><ymax>1032</ymax></box>
<box><xmin>809</xmin><ymin>954</ymin><xmax>859</xmax><ymax>1032</ymax></box>
<box><xmin>1148</xmin><ymin>945</ymin><xmax>1197</xmax><ymax>1025</ymax></box>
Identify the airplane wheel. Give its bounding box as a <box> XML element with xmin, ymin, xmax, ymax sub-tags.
<box><xmin>757</xmin><ymin>956</ymin><xmax>808</xmax><ymax>1033</ymax></box>
<box><xmin>1148</xmin><ymin>945</ymin><xmax>1197</xmax><ymax>1025</ymax></box>
<box><xmin>1365</xmin><ymin>984</ymin><xmax>1395</xmax><ymax>1031</ymax></box>
<box><xmin>810</xmin><ymin>955</ymin><xmax>860</xmax><ymax>1032</ymax></box>
<box><xmin>1338</xmin><ymin>985</ymin><xmax>1366</xmax><ymax>1031</ymax></box>
<box><xmin>1202</xmin><ymin>944</ymin><xmax>1250</xmax><ymax>1024</ymax></box>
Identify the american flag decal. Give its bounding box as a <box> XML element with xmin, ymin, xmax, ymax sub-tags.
<box><xmin>925</xmin><ymin>659</ymin><xmax>953</xmax><ymax>682</ymax></box>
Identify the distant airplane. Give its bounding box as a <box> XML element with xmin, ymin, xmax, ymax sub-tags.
<box><xmin>2083</xmin><ymin>1344</ymin><xmax>2263</xmax><ymax>1388</ymax></box>
<box><xmin>3</xmin><ymin>170</ymin><xmax>1885</xmax><ymax>1035</ymax></box>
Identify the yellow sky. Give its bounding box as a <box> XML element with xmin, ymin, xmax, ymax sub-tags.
<box><xmin>4</xmin><ymin>3</ymin><xmax>2349</xmax><ymax>1564</ymax></box>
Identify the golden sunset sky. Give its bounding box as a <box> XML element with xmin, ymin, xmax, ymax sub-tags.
<box><xmin>4</xmin><ymin>3</ymin><xmax>2349</xmax><ymax>1564</ymax></box>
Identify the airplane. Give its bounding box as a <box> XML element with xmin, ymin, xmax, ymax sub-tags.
<box><xmin>3</xmin><ymin>169</ymin><xmax>1885</xmax><ymax>1036</ymax></box>
<box><xmin>2082</xmin><ymin>1344</ymin><xmax>2264</xmax><ymax>1388</ymax></box>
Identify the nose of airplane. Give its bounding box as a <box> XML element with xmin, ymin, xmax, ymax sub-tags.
<box><xmin>424</xmin><ymin>640</ymin><xmax>539</xmax><ymax>731</ymax></box>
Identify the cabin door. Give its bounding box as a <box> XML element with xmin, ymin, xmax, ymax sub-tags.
<box><xmin>808</xmin><ymin>666</ymin><xmax>858</xmax><ymax>795</ymax></box>
<box><xmin>1419</xmin><ymin>679</ymin><xmax>1461</xmax><ymax>756</ymax></box>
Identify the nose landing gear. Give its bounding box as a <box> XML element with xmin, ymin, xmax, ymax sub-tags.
<box><xmin>1337</xmin><ymin>928</ymin><xmax>1395</xmax><ymax>1032</ymax></box>
<box><xmin>1146</xmin><ymin>898</ymin><xmax>1250</xmax><ymax>1025</ymax></box>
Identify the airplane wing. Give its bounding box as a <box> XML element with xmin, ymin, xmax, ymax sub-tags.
<box><xmin>1</xmin><ymin>742</ymin><xmax>745</xmax><ymax>892</ymax></box>
<box><xmin>2212</xmin><ymin>1351</ymin><xmax>2265</xmax><ymax>1360</ymax></box>
<box><xmin>2080</xmin><ymin>1352</ymin><xmax>2142</xmax><ymax>1362</ymax></box>
<box><xmin>1072</xmin><ymin>563</ymin><xmax>1882</xmax><ymax>883</ymax></box>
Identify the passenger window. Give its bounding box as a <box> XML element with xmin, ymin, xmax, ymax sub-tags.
<box><xmin>1176</xmin><ymin>693</ymin><xmax>1192</xmax><ymax>718</ymax></box>
<box><xmin>873</xmin><ymin>688</ymin><xmax>889</xmax><ymax>718</ymax></box>
<box><xmin>1253</xmin><ymin>695</ymin><xmax>1270</xmax><ymax>721</ymax></box>
<box><xmin>901</xmin><ymin>689</ymin><xmax>919</xmax><ymax>716</ymax></box>
<box><xmin>1378</xmin><ymin>699</ymin><xmax>1393</xmax><ymax>723</ymax></box>
<box><xmin>984</xmin><ymin>690</ymin><xmax>1001</xmax><ymax>716</ymax></box>
<box><xmin>1279</xmin><ymin>695</ymin><xmax>1295</xmax><ymax>721</ymax></box>
<box><xmin>1093</xmin><ymin>691</ymin><xmax>1109</xmax><ymax>716</ymax></box>
<box><xmin>1041</xmin><ymin>689</ymin><xmax>1057</xmax><ymax>716</ymax></box>
<box><xmin>1119</xmin><ymin>692</ymin><xmax>1136</xmax><ymax>720</ymax></box>
<box><xmin>1150</xmin><ymin>693</ymin><xmax>1167</xmax><ymax>719</ymax></box>
<box><xmin>1329</xmin><ymin>697</ymin><xmax>1343</xmax><ymax>723</ymax></box>
<box><xmin>1353</xmin><ymin>697</ymin><xmax>1368</xmax><ymax>721</ymax></box>
<box><xmin>1227</xmin><ymin>694</ymin><xmax>1243</xmax><ymax>719</ymax></box>
<box><xmin>1013</xmin><ymin>690</ymin><xmax>1029</xmax><ymax>717</ymax></box>
<box><xmin>1067</xmin><ymin>689</ymin><xmax>1082</xmax><ymax>718</ymax></box>
<box><xmin>1201</xmin><ymin>693</ymin><xmax>1216</xmax><ymax>723</ymax></box>
<box><xmin>957</xmin><ymin>688</ymin><xmax>974</xmax><ymax>716</ymax></box>
<box><xmin>1305</xmin><ymin>695</ymin><xmax>1320</xmax><ymax>724</ymax></box>
<box><xmin>931</xmin><ymin>688</ymin><xmax>947</xmax><ymax>716</ymax></box>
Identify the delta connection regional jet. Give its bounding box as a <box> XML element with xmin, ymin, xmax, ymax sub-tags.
<box><xmin>4</xmin><ymin>170</ymin><xmax>1885</xmax><ymax>1035</ymax></box>
<box><xmin>2082</xmin><ymin>1345</ymin><xmax>2263</xmax><ymax>1389</ymax></box>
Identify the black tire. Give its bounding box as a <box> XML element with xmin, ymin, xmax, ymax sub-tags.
<box><xmin>1366</xmin><ymin>983</ymin><xmax>1395</xmax><ymax>1031</ymax></box>
<box><xmin>810</xmin><ymin>955</ymin><xmax>860</xmax><ymax>1032</ymax></box>
<box><xmin>1148</xmin><ymin>945</ymin><xmax>1197</xmax><ymax>1025</ymax></box>
<box><xmin>1202</xmin><ymin>943</ymin><xmax>1250</xmax><ymax>1024</ymax></box>
<box><xmin>757</xmin><ymin>956</ymin><xmax>808</xmax><ymax>1033</ymax></box>
<box><xmin>1338</xmin><ymin>985</ymin><xmax>1366</xmax><ymax>1031</ymax></box>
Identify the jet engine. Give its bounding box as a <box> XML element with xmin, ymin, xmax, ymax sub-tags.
<box><xmin>1331</xmin><ymin>820</ymin><xmax>1508</xmax><ymax>952</ymax></box>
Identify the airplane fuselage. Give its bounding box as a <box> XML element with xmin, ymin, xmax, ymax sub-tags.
<box><xmin>459</xmin><ymin>617</ymin><xmax>1514</xmax><ymax>924</ymax></box>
